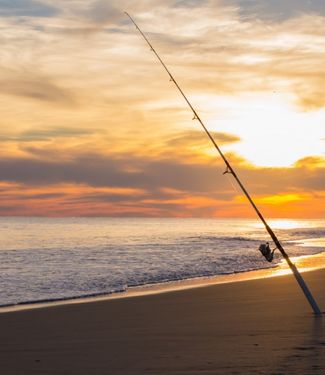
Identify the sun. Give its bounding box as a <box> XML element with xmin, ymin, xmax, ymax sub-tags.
<box><xmin>205</xmin><ymin>93</ymin><xmax>325</xmax><ymax>168</ymax></box>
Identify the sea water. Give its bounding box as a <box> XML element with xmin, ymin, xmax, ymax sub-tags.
<box><xmin>0</xmin><ymin>217</ymin><xmax>324</xmax><ymax>307</ymax></box>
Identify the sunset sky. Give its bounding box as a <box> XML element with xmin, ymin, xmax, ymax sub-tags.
<box><xmin>0</xmin><ymin>0</ymin><xmax>324</xmax><ymax>217</ymax></box>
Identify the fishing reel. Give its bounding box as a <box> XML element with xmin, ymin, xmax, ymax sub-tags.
<box><xmin>259</xmin><ymin>242</ymin><xmax>277</xmax><ymax>262</ymax></box>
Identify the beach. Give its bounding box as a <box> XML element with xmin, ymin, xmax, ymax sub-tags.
<box><xmin>1</xmin><ymin>0</ymin><xmax>324</xmax><ymax>373</ymax></box>
<box><xmin>0</xmin><ymin>267</ymin><xmax>324</xmax><ymax>375</ymax></box>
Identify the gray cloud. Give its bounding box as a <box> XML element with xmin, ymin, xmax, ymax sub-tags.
<box><xmin>0</xmin><ymin>0</ymin><xmax>59</xmax><ymax>18</ymax></box>
<box><xmin>79</xmin><ymin>0</ymin><xmax>206</xmax><ymax>27</ymax></box>
<box><xmin>0</xmin><ymin>78</ymin><xmax>77</xmax><ymax>106</ymax></box>
<box><xmin>21</xmin><ymin>127</ymin><xmax>96</xmax><ymax>140</ymax></box>
<box><xmin>0</xmin><ymin>154</ymin><xmax>225</xmax><ymax>192</ymax></box>
<box><xmin>80</xmin><ymin>0</ymin><xmax>167</xmax><ymax>27</ymax></box>
<box><xmin>0</xmin><ymin>127</ymin><xmax>99</xmax><ymax>142</ymax></box>
<box><xmin>174</xmin><ymin>0</ymin><xmax>208</xmax><ymax>8</ymax></box>
<box><xmin>0</xmin><ymin>205</ymin><xmax>24</xmax><ymax>214</ymax></box>
<box><xmin>0</xmin><ymin>153</ymin><xmax>323</xmax><ymax>198</ymax></box>
<box><xmin>0</xmin><ymin>192</ymin><xmax>65</xmax><ymax>201</ymax></box>
<box><xmin>86</xmin><ymin>0</ymin><xmax>123</xmax><ymax>25</ymax></box>
<box><xmin>233</xmin><ymin>0</ymin><xmax>325</xmax><ymax>21</ymax></box>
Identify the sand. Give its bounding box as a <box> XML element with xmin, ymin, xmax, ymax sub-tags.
<box><xmin>0</xmin><ymin>269</ymin><xmax>324</xmax><ymax>375</ymax></box>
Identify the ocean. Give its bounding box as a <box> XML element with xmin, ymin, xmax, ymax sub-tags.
<box><xmin>0</xmin><ymin>217</ymin><xmax>324</xmax><ymax>308</ymax></box>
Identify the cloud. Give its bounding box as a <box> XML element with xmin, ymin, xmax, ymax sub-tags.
<box><xmin>0</xmin><ymin>127</ymin><xmax>99</xmax><ymax>142</ymax></box>
<box><xmin>0</xmin><ymin>154</ymin><xmax>224</xmax><ymax>192</ymax></box>
<box><xmin>0</xmin><ymin>0</ymin><xmax>323</xmax><ymax>218</ymax></box>
<box><xmin>120</xmin><ymin>5</ymin><xmax>325</xmax><ymax>112</ymax></box>
<box><xmin>294</xmin><ymin>156</ymin><xmax>325</xmax><ymax>169</ymax></box>
<box><xmin>0</xmin><ymin>0</ymin><xmax>59</xmax><ymax>18</ymax></box>
<box><xmin>152</xmin><ymin>130</ymin><xmax>242</xmax><ymax>161</ymax></box>
<box><xmin>233</xmin><ymin>0</ymin><xmax>325</xmax><ymax>21</ymax></box>
<box><xmin>293</xmin><ymin>78</ymin><xmax>325</xmax><ymax>111</ymax></box>
<box><xmin>174</xmin><ymin>0</ymin><xmax>208</xmax><ymax>8</ymax></box>
<box><xmin>166</xmin><ymin>130</ymin><xmax>240</xmax><ymax>148</ymax></box>
<box><xmin>0</xmin><ymin>77</ymin><xmax>77</xmax><ymax>106</ymax></box>
<box><xmin>76</xmin><ymin>0</ymin><xmax>182</xmax><ymax>28</ymax></box>
<box><xmin>85</xmin><ymin>0</ymin><xmax>123</xmax><ymax>25</ymax></box>
<box><xmin>0</xmin><ymin>152</ymin><xmax>323</xmax><ymax>217</ymax></box>
<box><xmin>25</xmin><ymin>127</ymin><xmax>97</xmax><ymax>141</ymax></box>
<box><xmin>0</xmin><ymin>151</ymin><xmax>323</xmax><ymax>196</ymax></box>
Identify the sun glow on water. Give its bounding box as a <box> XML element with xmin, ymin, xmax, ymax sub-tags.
<box><xmin>267</xmin><ymin>219</ymin><xmax>306</xmax><ymax>230</ymax></box>
<box><xmin>253</xmin><ymin>219</ymin><xmax>313</xmax><ymax>230</ymax></box>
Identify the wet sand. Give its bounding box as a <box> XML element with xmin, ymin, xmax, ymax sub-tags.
<box><xmin>0</xmin><ymin>267</ymin><xmax>324</xmax><ymax>374</ymax></box>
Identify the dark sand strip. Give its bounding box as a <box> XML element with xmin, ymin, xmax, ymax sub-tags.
<box><xmin>0</xmin><ymin>269</ymin><xmax>324</xmax><ymax>374</ymax></box>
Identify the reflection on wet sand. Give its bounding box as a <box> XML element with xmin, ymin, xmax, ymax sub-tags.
<box><xmin>272</xmin><ymin>312</ymin><xmax>325</xmax><ymax>374</ymax></box>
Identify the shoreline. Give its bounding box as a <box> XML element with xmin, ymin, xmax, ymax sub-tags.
<box><xmin>0</xmin><ymin>264</ymin><xmax>324</xmax><ymax>374</ymax></box>
<box><xmin>2</xmin><ymin>251</ymin><xmax>325</xmax><ymax>314</ymax></box>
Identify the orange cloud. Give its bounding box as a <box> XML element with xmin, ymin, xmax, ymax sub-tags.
<box><xmin>1</xmin><ymin>180</ymin><xmax>323</xmax><ymax>219</ymax></box>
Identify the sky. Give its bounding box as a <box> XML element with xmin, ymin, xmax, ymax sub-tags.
<box><xmin>0</xmin><ymin>0</ymin><xmax>324</xmax><ymax>218</ymax></box>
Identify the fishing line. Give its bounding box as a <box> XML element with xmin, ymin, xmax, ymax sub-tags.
<box><xmin>225</xmin><ymin>171</ymin><xmax>241</xmax><ymax>197</ymax></box>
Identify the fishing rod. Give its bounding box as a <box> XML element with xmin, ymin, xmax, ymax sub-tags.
<box><xmin>125</xmin><ymin>12</ymin><xmax>322</xmax><ymax>315</ymax></box>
